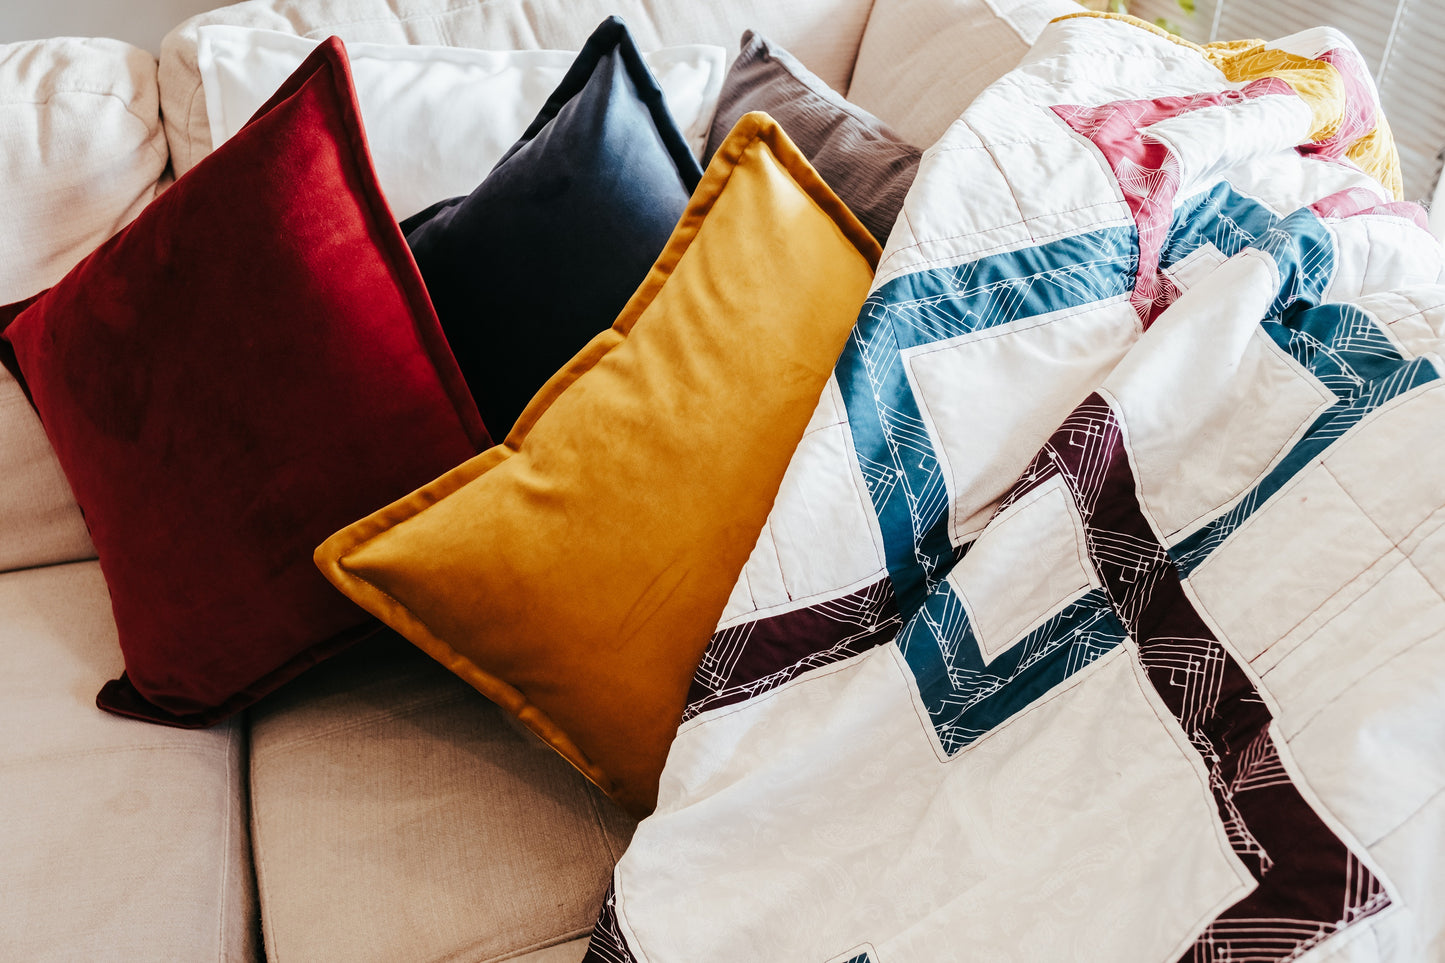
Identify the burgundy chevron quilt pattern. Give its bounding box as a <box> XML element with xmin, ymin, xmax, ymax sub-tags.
<box><xmin>587</xmin><ymin>14</ymin><xmax>1445</xmax><ymax>961</ymax></box>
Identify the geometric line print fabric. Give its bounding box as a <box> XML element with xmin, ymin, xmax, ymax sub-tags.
<box><xmin>1052</xmin><ymin>81</ymin><xmax>1296</xmax><ymax>326</ymax></box>
<box><xmin>679</xmin><ymin>185</ymin><xmax>1423</xmax><ymax>762</ymax></box>
<box><xmin>896</xmin><ymin>585</ymin><xmax>1128</xmax><ymax>755</ymax></box>
<box><xmin>835</xmin><ymin>226</ymin><xmax>1137</xmax><ymax>617</ymax></box>
<box><xmin>683</xmin><ymin>577</ymin><xmax>901</xmax><ymax>723</ymax></box>
<box><xmin>1161</xmin><ymin>182</ymin><xmax>1333</xmax><ymax>296</ymax></box>
<box><xmin>1008</xmin><ymin>394</ymin><xmax>1392</xmax><ymax>961</ymax></box>
<box><xmin>1159</xmin><ymin>187</ymin><xmax>1441</xmax><ymax>570</ymax></box>
<box><xmin>584</xmin><ymin>19</ymin><xmax>1436</xmax><ymax>961</ymax></box>
<box><xmin>836</xmin><ymin>189</ymin><xmax>1350</xmax><ymax>755</ymax></box>
<box><xmin>584</xmin><ymin>886</ymin><xmax>637</xmax><ymax>963</ymax></box>
<box><xmin>1173</xmin><ymin>304</ymin><xmax>1438</xmax><ymax>573</ymax></box>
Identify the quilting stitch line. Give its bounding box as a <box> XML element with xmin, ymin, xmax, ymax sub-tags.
<box><xmin>1011</xmin><ymin>394</ymin><xmax>1391</xmax><ymax>962</ymax></box>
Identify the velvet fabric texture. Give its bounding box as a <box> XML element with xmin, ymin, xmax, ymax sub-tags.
<box><xmin>317</xmin><ymin>112</ymin><xmax>882</xmax><ymax>817</ymax></box>
<box><xmin>401</xmin><ymin>16</ymin><xmax>705</xmax><ymax>439</ymax></box>
<box><xmin>704</xmin><ymin>30</ymin><xmax>922</xmax><ymax>246</ymax></box>
<box><xmin>196</xmin><ymin>25</ymin><xmax>727</xmax><ymax>221</ymax></box>
<box><xmin>0</xmin><ymin>38</ymin><xmax>487</xmax><ymax>727</ymax></box>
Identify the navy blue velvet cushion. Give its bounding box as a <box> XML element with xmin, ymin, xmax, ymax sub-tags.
<box><xmin>401</xmin><ymin>16</ymin><xmax>705</xmax><ymax>439</ymax></box>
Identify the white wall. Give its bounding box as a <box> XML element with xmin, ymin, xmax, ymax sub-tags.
<box><xmin>0</xmin><ymin>0</ymin><xmax>234</xmax><ymax>53</ymax></box>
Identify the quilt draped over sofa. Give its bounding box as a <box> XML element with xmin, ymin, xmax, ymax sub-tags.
<box><xmin>586</xmin><ymin>13</ymin><xmax>1445</xmax><ymax>962</ymax></box>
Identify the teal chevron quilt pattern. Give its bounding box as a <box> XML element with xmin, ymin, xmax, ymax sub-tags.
<box><xmin>587</xmin><ymin>14</ymin><xmax>1445</xmax><ymax>962</ymax></box>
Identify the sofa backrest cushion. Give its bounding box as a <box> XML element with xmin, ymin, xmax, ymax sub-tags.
<box><xmin>158</xmin><ymin>0</ymin><xmax>877</xmax><ymax>176</ymax></box>
<box><xmin>847</xmin><ymin>0</ymin><xmax>1083</xmax><ymax>149</ymax></box>
<box><xmin>0</xmin><ymin>38</ymin><xmax>169</xmax><ymax>576</ymax></box>
<box><xmin>315</xmin><ymin>112</ymin><xmax>881</xmax><ymax>817</ymax></box>
<box><xmin>401</xmin><ymin>16</ymin><xmax>704</xmax><ymax>440</ymax></box>
<box><xmin>0</xmin><ymin>38</ymin><xmax>487</xmax><ymax>727</ymax></box>
<box><xmin>196</xmin><ymin>23</ymin><xmax>724</xmax><ymax>222</ymax></box>
<box><xmin>705</xmin><ymin>30</ymin><xmax>921</xmax><ymax>246</ymax></box>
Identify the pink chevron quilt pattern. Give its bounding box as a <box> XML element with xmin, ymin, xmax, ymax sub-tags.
<box><xmin>586</xmin><ymin>14</ymin><xmax>1445</xmax><ymax>962</ymax></box>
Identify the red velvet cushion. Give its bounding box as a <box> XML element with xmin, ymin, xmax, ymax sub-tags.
<box><xmin>0</xmin><ymin>38</ymin><xmax>488</xmax><ymax>727</ymax></box>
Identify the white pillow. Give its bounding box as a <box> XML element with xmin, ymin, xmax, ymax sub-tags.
<box><xmin>0</xmin><ymin>37</ymin><xmax>167</xmax><ymax>574</ymax></box>
<box><xmin>198</xmin><ymin>26</ymin><xmax>725</xmax><ymax>222</ymax></box>
<box><xmin>160</xmin><ymin>0</ymin><xmax>875</xmax><ymax>179</ymax></box>
<box><xmin>847</xmin><ymin>0</ymin><xmax>1082</xmax><ymax>149</ymax></box>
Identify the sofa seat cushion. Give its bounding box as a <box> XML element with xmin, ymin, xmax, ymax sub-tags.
<box><xmin>511</xmin><ymin>942</ymin><xmax>588</xmax><ymax>963</ymax></box>
<box><xmin>248</xmin><ymin>631</ymin><xmax>635</xmax><ymax>963</ymax></box>
<box><xmin>159</xmin><ymin>0</ymin><xmax>878</xmax><ymax>175</ymax></box>
<box><xmin>0</xmin><ymin>37</ymin><xmax>167</xmax><ymax>575</ymax></box>
<box><xmin>0</xmin><ymin>561</ymin><xmax>256</xmax><ymax>962</ymax></box>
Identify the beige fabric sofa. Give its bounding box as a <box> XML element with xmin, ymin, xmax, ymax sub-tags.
<box><xmin>0</xmin><ymin>0</ymin><xmax>1072</xmax><ymax>959</ymax></box>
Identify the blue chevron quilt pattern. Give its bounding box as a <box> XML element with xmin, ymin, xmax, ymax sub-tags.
<box><xmin>586</xmin><ymin>14</ymin><xmax>1445</xmax><ymax>962</ymax></box>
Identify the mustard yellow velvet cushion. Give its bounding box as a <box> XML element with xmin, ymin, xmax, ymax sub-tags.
<box><xmin>315</xmin><ymin>111</ymin><xmax>880</xmax><ymax>816</ymax></box>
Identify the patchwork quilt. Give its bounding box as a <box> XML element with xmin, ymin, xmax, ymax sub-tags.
<box><xmin>588</xmin><ymin>13</ymin><xmax>1445</xmax><ymax>961</ymax></box>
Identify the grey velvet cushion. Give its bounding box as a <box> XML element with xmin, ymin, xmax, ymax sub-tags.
<box><xmin>703</xmin><ymin>30</ymin><xmax>921</xmax><ymax>245</ymax></box>
<box><xmin>248</xmin><ymin>630</ymin><xmax>635</xmax><ymax>963</ymax></box>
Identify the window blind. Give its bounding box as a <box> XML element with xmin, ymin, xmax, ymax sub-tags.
<box><xmin>1114</xmin><ymin>0</ymin><xmax>1444</xmax><ymax>201</ymax></box>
